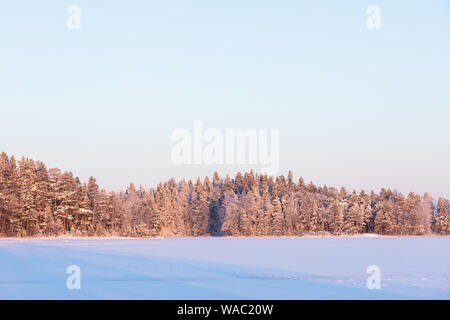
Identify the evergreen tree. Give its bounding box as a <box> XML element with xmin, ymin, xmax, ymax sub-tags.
<box><xmin>221</xmin><ymin>186</ymin><xmax>239</xmax><ymax>236</ymax></box>
<box><xmin>329</xmin><ymin>200</ymin><xmax>344</xmax><ymax>235</ymax></box>
<box><xmin>344</xmin><ymin>203</ymin><xmax>364</xmax><ymax>234</ymax></box>
<box><xmin>435</xmin><ymin>198</ymin><xmax>449</xmax><ymax>235</ymax></box>
<box><xmin>190</xmin><ymin>178</ymin><xmax>210</xmax><ymax>236</ymax></box>
<box><xmin>0</xmin><ymin>151</ymin><xmax>448</xmax><ymax>238</ymax></box>
<box><xmin>374</xmin><ymin>201</ymin><xmax>395</xmax><ymax>235</ymax></box>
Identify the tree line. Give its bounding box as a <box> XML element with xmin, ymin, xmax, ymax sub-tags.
<box><xmin>0</xmin><ymin>152</ymin><xmax>448</xmax><ymax>237</ymax></box>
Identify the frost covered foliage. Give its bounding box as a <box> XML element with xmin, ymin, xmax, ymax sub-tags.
<box><xmin>0</xmin><ymin>152</ymin><xmax>448</xmax><ymax>237</ymax></box>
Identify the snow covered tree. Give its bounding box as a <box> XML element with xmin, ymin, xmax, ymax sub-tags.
<box><xmin>435</xmin><ymin>198</ymin><xmax>449</xmax><ymax>235</ymax></box>
<box><xmin>328</xmin><ymin>200</ymin><xmax>344</xmax><ymax>235</ymax></box>
<box><xmin>271</xmin><ymin>195</ymin><xmax>285</xmax><ymax>236</ymax></box>
<box><xmin>190</xmin><ymin>178</ymin><xmax>210</xmax><ymax>236</ymax></box>
<box><xmin>220</xmin><ymin>186</ymin><xmax>239</xmax><ymax>236</ymax></box>
<box><xmin>0</xmin><ymin>151</ymin><xmax>448</xmax><ymax>238</ymax></box>
<box><xmin>344</xmin><ymin>203</ymin><xmax>365</xmax><ymax>235</ymax></box>
<box><xmin>374</xmin><ymin>201</ymin><xmax>395</xmax><ymax>235</ymax></box>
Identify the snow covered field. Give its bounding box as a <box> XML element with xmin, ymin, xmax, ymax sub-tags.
<box><xmin>0</xmin><ymin>236</ymin><xmax>448</xmax><ymax>299</ymax></box>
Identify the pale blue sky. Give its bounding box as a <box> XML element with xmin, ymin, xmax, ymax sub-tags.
<box><xmin>0</xmin><ymin>1</ymin><xmax>449</xmax><ymax>198</ymax></box>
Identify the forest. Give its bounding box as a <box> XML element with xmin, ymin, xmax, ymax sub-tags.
<box><xmin>0</xmin><ymin>152</ymin><xmax>448</xmax><ymax>237</ymax></box>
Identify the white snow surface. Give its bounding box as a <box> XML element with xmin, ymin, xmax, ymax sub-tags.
<box><xmin>0</xmin><ymin>236</ymin><xmax>448</xmax><ymax>299</ymax></box>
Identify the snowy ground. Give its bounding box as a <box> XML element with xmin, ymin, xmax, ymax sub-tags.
<box><xmin>0</xmin><ymin>236</ymin><xmax>448</xmax><ymax>299</ymax></box>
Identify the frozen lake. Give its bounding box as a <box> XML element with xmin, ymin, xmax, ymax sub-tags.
<box><xmin>0</xmin><ymin>236</ymin><xmax>448</xmax><ymax>299</ymax></box>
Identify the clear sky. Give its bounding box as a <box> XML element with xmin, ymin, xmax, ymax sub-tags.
<box><xmin>0</xmin><ymin>1</ymin><xmax>449</xmax><ymax>198</ymax></box>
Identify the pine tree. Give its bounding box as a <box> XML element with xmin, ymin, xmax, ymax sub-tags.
<box><xmin>177</xmin><ymin>179</ymin><xmax>191</xmax><ymax>236</ymax></box>
<box><xmin>405</xmin><ymin>193</ymin><xmax>423</xmax><ymax>235</ymax></box>
<box><xmin>18</xmin><ymin>158</ymin><xmax>39</xmax><ymax>236</ymax></box>
<box><xmin>282</xmin><ymin>194</ymin><xmax>295</xmax><ymax>236</ymax></box>
<box><xmin>420</xmin><ymin>193</ymin><xmax>433</xmax><ymax>235</ymax></box>
<box><xmin>374</xmin><ymin>201</ymin><xmax>395</xmax><ymax>235</ymax></box>
<box><xmin>0</xmin><ymin>153</ymin><xmax>10</xmax><ymax>235</ymax></box>
<box><xmin>395</xmin><ymin>193</ymin><xmax>407</xmax><ymax>235</ymax></box>
<box><xmin>1</xmin><ymin>152</ymin><xmax>449</xmax><ymax>238</ymax></box>
<box><xmin>329</xmin><ymin>200</ymin><xmax>344</xmax><ymax>235</ymax></box>
<box><xmin>435</xmin><ymin>198</ymin><xmax>449</xmax><ymax>235</ymax></box>
<box><xmin>221</xmin><ymin>186</ymin><xmax>239</xmax><ymax>236</ymax></box>
<box><xmin>238</xmin><ymin>196</ymin><xmax>252</xmax><ymax>236</ymax></box>
<box><xmin>271</xmin><ymin>195</ymin><xmax>285</xmax><ymax>236</ymax></box>
<box><xmin>244</xmin><ymin>182</ymin><xmax>262</xmax><ymax>236</ymax></box>
<box><xmin>190</xmin><ymin>178</ymin><xmax>210</xmax><ymax>236</ymax></box>
<box><xmin>363</xmin><ymin>204</ymin><xmax>373</xmax><ymax>233</ymax></box>
<box><xmin>344</xmin><ymin>203</ymin><xmax>364</xmax><ymax>235</ymax></box>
